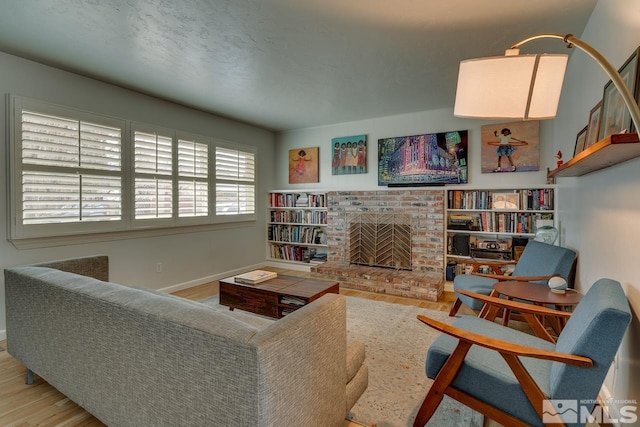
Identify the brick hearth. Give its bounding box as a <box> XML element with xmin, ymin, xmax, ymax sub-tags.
<box><xmin>310</xmin><ymin>189</ymin><xmax>445</xmax><ymax>301</ymax></box>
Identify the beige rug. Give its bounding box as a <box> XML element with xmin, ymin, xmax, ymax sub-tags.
<box><xmin>201</xmin><ymin>294</ymin><xmax>483</xmax><ymax>427</ymax></box>
<box><xmin>343</xmin><ymin>296</ymin><xmax>483</xmax><ymax>427</ymax></box>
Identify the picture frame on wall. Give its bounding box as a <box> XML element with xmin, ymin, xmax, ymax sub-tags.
<box><xmin>585</xmin><ymin>100</ymin><xmax>602</xmax><ymax>148</ymax></box>
<box><xmin>331</xmin><ymin>134</ymin><xmax>367</xmax><ymax>175</ymax></box>
<box><xmin>288</xmin><ymin>147</ymin><xmax>319</xmax><ymax>184</ymax></box>
<box><xmin>481</xmin><ymin>120</ymin><xmax>539</xmax><ymax>173</ymax></box>
<box><xmin>574</xmin><ymin>125</ymin><xmax>588</xmax><ymax>156</ymax></box>
<box><xmin>599</xmin><ymin>47</ymin><xmax>640</xmax><ymax>140</ymax></box>
<box><xmin>377</xmin><ymin>130</ymin><xmax>468</xmax><ymax>186</ymax></box>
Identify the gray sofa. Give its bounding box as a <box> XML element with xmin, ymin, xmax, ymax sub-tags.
<box><xmin>4</xmin><ymin>256</ymin><xmax>368</xmax><ymax>426</ymax></box>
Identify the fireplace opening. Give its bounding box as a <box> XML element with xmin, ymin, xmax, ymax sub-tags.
<box><xmin>347</xmin><ymin>213</ymin><xmax>412</xmax><ymax>270</ymax></box>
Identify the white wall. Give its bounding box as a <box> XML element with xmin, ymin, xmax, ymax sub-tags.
<box><xmin>0</xmin><ymin>52</ymin><xmax>275</xmax><ymax>338</ymax></box>
<box><xmin>552</xmin><ymin>0</ymin><xmax>640</xmax><ymax>413</ymax></box>
<box><xmin>275</xmin><ymin>107</ymin><xmax>557</xmax><ymax>191</ymax></box>
<box><xmin>276</xmin><ymin>0</ymin><xmax>640</xmax><ymax>412</ymax></box>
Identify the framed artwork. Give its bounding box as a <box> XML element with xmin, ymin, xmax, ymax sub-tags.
<box><xmin>600</xmin><ymin>47</ymin><xmax>640</xmax><ymax>140</ymax></box>
<box><xmin>331</xmin><ymin>134</ymin><xmax>367</xmax><ymax>175</ymax></box>
<box><xmin>585</xmin><ymin>101</ymin><xmax>602</xmax><ymax>148</ymax></box>
<box><xmin>481</xmin><ymin>120</ymin><xmax>539</xmax><ymax>173</ymax></box>
<box><xmin>377</xmin><ymin>130</ymin><xmax>468</xmax><ymax>186</ymax></box>
<box><xmin>288</xmin><ymin>147</ymin><xmax>319</xmax><ymax>184</ymax></box>
<box><xmin>574</xmin><ymin>126</ymin><xmax>588</xmax><ymax>156</ymax></box>
<box><xmin>491</xmin><ymin>192</ymin><xmax>519</xmax><ymax>210</ymax></box>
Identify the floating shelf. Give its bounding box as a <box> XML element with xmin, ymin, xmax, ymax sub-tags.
<box><xmin>548</xmin><ymin>133</ymin><xmax>640</xmax><ymax>179</ymax></box>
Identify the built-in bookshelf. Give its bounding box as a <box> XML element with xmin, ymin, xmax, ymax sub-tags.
<box><xmin>445</xmin><ymin>187</ymin><xmax>555</xmax><ymax>272</ymax></box>
<box><xmin>267</xmin><ymin>191</ymin><xmax>328</xmax><ymax>265</ymax></box>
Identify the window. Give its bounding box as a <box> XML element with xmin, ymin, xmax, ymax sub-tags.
<box><xmin>16</xmin><ymin>103</ymin><xmax>124</xmax><ymax>236</ymax></box>
<box><xmin>9</xmin><ymin>96</ymin><xmax>257</xmax><ymax>243</ymax></box>
<box><xmin>215</xmin><ymin>146</ymin><xmax>256</xmax><ymax>216</ymax></box>
<box><xmin>178</xmin><ymin>137</ymin><xmax>208</xmax><ymax>218</ymax></box>
<box><xmin>133</xmin><ymin>130</ymin><xmax>173</xmax><ymax>220</ymax></box>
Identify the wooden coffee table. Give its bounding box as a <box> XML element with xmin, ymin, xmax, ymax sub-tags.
<box><xmin>218</xmin><ymin>274</ymin><xmax>340</xmax><ymax>319</ymax></box>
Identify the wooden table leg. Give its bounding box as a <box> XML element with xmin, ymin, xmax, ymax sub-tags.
<box><xmin>502</xmin><ymin>297</ymin><xmax>512</xmax><ymax>326</ymax></box>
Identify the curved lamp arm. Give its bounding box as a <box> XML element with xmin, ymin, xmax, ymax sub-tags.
<box><xmin>512</xmin><ymin>33</ymin><xmax>640</xmax><ymax>135</ymax></box>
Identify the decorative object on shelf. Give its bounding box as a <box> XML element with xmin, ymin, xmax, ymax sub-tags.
<box><xmin>555</xmin><ymin>150</ymin><xmax>563</xmax><ymax>167</ymax></box>
<box><xmin>574</xmin><ymin>126</ymin><xmax>587</xmax><ymax>156</ymax></box>
<box><xmin>585</xmin><ymin>100</ymin><xmax>603</xmax><ymax>148</ymax></box>
<box><xmin>548</xmin><ymin>275</ymin><xmax>568</xmax><ymax>294</ymax></box>
<box><xmin>377</xmin><ymin>130</ymin><xmax>468</xmax><ymax>186</ymax></box>
<box><xmin>481</xmin><ymin>121</ymin><xmax>539</xmax><ymax>173</ymax></box>
<box><xmin>534</xmin><ymin>225</ymin><xmax>559</xmax><ymax>245</ymax></box>
<box><xmin>600</xmin><ymin>47</ymin><xmax>640</xmax><ymax>140</ymax></box>
<box><xmin>288</xmin><ymin>147</ymin><xmax>319</xmax><ymax>184</ymax></box>
<box><xmin>331</xmin><ymin>134</ymin><xmax>367</xmax><ymax>175</ymax></box>
<box><xmin>491</xmin><ymin>192</ymin><xmax>519</xmax><ymax>210</ymax></box>
<box><xmin>453</xmin><ymin>34</ymin><xmax>640</xmax><ymax>151</ymax></box>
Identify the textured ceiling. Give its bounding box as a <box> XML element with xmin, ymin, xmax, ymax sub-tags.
<box><xmin>0</xmin><ymin>0</ymin><xmax>598</xmax><ymax>131</ymax></box>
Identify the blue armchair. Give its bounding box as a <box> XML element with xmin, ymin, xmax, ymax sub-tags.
<box><xmin>449</xmin><ymin>240</ymin><xmax>577</xmax><ymax>316</ymax></box>
<box><xmin>414</xmin><ymin>278</ymin><xmax>631</xmax><ymax>427</ymax></box>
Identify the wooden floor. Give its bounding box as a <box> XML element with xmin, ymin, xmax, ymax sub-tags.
<box><xmin>0</xmin><ymin>266</ymin><xmax>469</xmax><ymax>427</ymax></box>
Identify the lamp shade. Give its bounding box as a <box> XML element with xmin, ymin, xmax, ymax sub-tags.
<box><xmin>454</xmin><ymin>53</ymin><xmax>568</xmax><ymax>120</ymax></box>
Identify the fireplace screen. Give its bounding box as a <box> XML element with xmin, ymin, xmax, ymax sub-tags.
<box><xmin>348</xmin><ymin>213</ymin><xmax>412</xmax><ymax>270</ymax></box>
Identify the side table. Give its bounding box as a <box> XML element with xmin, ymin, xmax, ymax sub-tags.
<box><xmin>489</xmin><ymin>280</ymin><xmax>582</xmax><ymax>332</ymax></box>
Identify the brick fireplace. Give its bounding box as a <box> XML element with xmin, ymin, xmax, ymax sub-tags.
<box><xmin>311</xmin><ymin>189</ymin><xmax>445</xmax><ymax>301</ymax></box>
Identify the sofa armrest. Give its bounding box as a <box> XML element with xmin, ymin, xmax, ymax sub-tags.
<box><xmin>249</xmin><ymin>293</ymin><xmax>348</xmax><ymax>426</ymax></box>
<box><xmin>34</xmin><ymin>255</ymin><xmax>109</xmax><ymax>281</ymax></box>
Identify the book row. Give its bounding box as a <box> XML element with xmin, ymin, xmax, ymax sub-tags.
<box><xmin>268</xmin><ymin>225</ymin><xmax>326</xmax><ymax>244</ymax></box>
<box><xmin>448</xmin><ymin>212</ymin><xmax>554</xmax><ymax>234</ymax></box>
<box><xmin>268</xmin><ymin>243</ymin><xmax>327</xmax><ymax>263</ymax></box>
<box><xmin>269</xmin><ymin>210</ymin><xmax>327</xmax><ymax>225</ymax></box>
<box><xmin>448</xmin><ymin>188</ymin><xmax>554</xmax><ymax>211</ymax></box>
<box><xmin>269</xmin><ymin>192</ymin><xmax>327</xmax><ymax>208</ymax></box>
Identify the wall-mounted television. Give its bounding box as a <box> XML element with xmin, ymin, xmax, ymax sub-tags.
<box><xmin>378</xmin><ymin>129</ymin><xmax>468</xmax><ymax>186</ymax></box>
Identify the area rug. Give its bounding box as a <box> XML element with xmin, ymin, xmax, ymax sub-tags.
<box><xmin>200</xmin><ymin>295</ymin><xmax>483</xmax><ymax>427</ymax></box>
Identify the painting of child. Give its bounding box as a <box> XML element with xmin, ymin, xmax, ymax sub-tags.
<box><xmin>481</xmin><ymin>121</ymin><xmax>539</xmax><ymax>173</ymax></box>
<box><xmin>288</xmin><ymin>147</ymin><xmax>319</xmax><ymax>183</ymax></box>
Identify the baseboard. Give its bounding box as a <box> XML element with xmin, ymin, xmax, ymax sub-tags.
<box><xmin>158</xmin><ymin>262</ymin><xmax>269</xmax><ymax>294</ymax></box>
<box><xmin>0</xmin><ymin>329</ymin><xmax>6</xmax><ymax>341</ymax></box>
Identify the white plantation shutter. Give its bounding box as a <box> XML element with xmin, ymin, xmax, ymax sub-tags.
<box><xmin>134</xmin><ymin>130</ymin><xmax>173</xmax><ymax>219</ymax></box>
<box><xmin>215</xmin><ymin>147</ymin><xmax>255</xmax><ymax>215</ymax></box>
<box><xmin>20</xmin><ymin>110</ymin><xmax>122</xmax><ymax>225</ymax></box>
<box><xmin>10</xmin><ymin>96</ymin><xmax>258</xmax><ymax>243</ymax></box>
<box><xmin>178</xmin><ymin>138</ymin><xmax>208</xmax><ymax>217</ymax></box>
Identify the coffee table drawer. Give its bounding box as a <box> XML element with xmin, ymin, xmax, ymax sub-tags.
<box><xmin>219</xmin><ymin>282</ymin><xmax>278</xmax><ymax>318</ymax></box>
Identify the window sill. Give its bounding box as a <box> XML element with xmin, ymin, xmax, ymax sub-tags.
<box><xmin>10</xmin><ymin>220</ymin><xmax>256</xmax><ymax>250</ymax></box>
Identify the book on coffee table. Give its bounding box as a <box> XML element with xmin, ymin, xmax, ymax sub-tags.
<box><xmin>235</xmin><ymin>270</ymin><xmax>278</xmax><ymax>285</ymax></box>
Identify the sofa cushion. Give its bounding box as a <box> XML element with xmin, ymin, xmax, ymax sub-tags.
<box><xmin>346</xmin><ymin>340</ymin><xmax>366</xmax><ymax>383</ymax></box>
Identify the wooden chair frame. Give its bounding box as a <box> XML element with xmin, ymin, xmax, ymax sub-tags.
<box><xmin>413</xmin><ymin>312</ymin><xmax>592</xmax><ymax>427</ymax></box>
<box><xmin>457</xmin><ymin>289</ymin><xmax>572</xmax><ymax>343</ymax></box>
<box><xmin>448</xmin><ymin>269</ymin><xmax>554</xmax><ymax>317</ymax></box>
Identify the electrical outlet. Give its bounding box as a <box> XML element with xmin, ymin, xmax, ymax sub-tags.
<box><xmin>156</xmin><ymin>262</ymin><xmax>162</xmax><ymax>273</ymax></box>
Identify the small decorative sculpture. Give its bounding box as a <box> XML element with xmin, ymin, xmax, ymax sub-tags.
<box><xmin>548</xmin><ymin>276</ymin><xmax>568</xmax><ymax>294</ymax></box>
<box><xmin>555</xmin><ymin>150</ymin><xmax>563</xmax><ymax>167</ymax></box>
